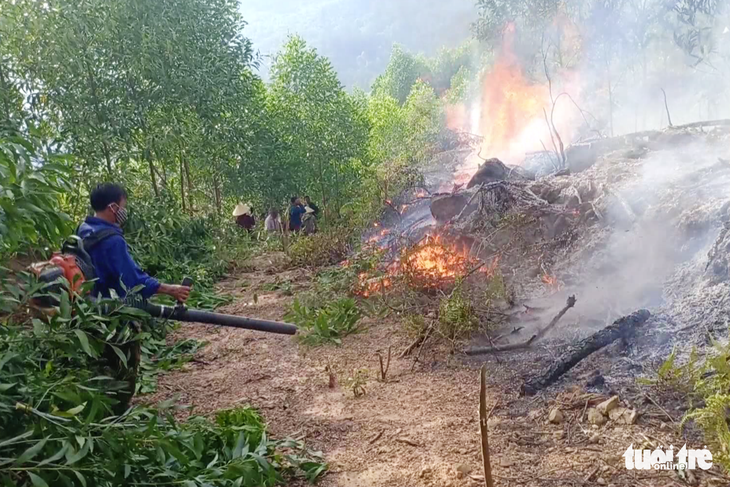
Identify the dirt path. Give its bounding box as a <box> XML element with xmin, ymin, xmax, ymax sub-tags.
<box><xmin>146</xmin><ymin>265</ymin><xmax>729</xmax><ymax>487</ymax></box>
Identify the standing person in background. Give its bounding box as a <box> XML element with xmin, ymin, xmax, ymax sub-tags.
<box><xmin>304</xmin><ymin>196</ymin><xmax>320</xmax><ymax>218</ymax></box>
<box><xmin>288</xmin><ymin>196</ymin><xmax>305</xmax><ymax>233</ymax></box>
<box><xmin>302</xmin><ymin>205</ymin><xmax>318</xmax><ymax>236</ymax></box>
<box><xmin>233</xmin><ymin>203</ymin><xmax>255</xmax><ymax>232</ymax></box>
<box><xmin>264</xmin><ymin>208</ymin><xmax>282</xmax><ymax>234</ymax></box>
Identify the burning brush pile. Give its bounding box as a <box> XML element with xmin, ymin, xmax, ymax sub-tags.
<box><xmin>354</xmin><ymin>235</ymin><xmax>497</xmax><ymax>296</ymax></box>
<box><xmin>350</xmin><ymin>231</ymin><xmax>508</xmax><ymax>351</ymax></box>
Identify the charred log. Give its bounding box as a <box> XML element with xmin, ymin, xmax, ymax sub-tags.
<box><xmin>464</xmin><ymin>296</ymin><xmax>576</xmax><ymax>355</ymax></box>
<box><xmin>520</xmin><ymin>309</ymin><xmax>651</xmax><ymax>396</ymax></box>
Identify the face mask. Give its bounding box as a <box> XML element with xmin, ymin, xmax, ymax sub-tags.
<box><xmin>110</xmin><ymin>203</ymin><xmax>128</xmax><ymax>227</ymax></box>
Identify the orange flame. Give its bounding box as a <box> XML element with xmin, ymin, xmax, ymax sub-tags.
<box><xmin>400</xmin><ymin>235</ymin><xmax>475</xmax><ymax>289</ymax></box>
<box><xmin>356</xmin><ymin>273</ymin><xmax>392</xmax><ymax>298</ymax></box>
<box><xmin>541</xmin><ymin>272</ymin><xmax>562</xmax><ymax>290</ymax></box>
<box><xmin>480</xmin><ymin>255</ymin><xmax>501</xmax><ymax>278</ymax></box>
<box><xmin>447</xmin><ymin>22</ymin><xmax>581</xmax><ymax>183</ymax></box>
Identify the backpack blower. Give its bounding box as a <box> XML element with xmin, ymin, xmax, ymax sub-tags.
<box><xmin>28</xmin><ymin>234</ymin><xmax>297</xmax><ymax>335</ymax></box>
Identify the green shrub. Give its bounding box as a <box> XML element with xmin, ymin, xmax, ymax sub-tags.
<box><xmin>0</xmin><ymin>130</ymin><xmax>72</xmax><ymax>257</ymax></box>
<box><xmin>0</xmin><ymin>277</ymin><xmax>327</xmax><ymax>487</ymax></box>
<box><xmin>287</xmin><ymin>227</ymin><xmax>353</xmax><ymax>268</ymax></box>
<box><xmin>437</xmin><ymin>282</ymin><xmax>479</xmax><ymax>342</ymax></box>
<box><xmin>650</xmin><ymin>341</ymin><xmax>730</xmax><ymax>472</ymax></box>
<box><xmin>285</xmin><ymin>298</ymin><xmax>362</xmax><ymax>346</ymax></box>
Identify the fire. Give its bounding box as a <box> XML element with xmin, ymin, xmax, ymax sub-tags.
<box><xmin>401</xmin><ymin>235</ymin><xmax>474</xmax><ymax>289</ymax></box>
<box><xmin>446</xmin><ymin>22</ymin><xmax>581</xmax><ymax>183</ymax></box>
<box><xmin>541</xmin><ymin>272</ymin><xmax>562</xmax><ymax>290</ymax></box>
<box><xmin>355</xmin><ymin>235</ymin><xmax>500</xmax><ymax>296</ymax></box>
<box><xmin>356</xmin><ymin>273</ymin><xmax>392</xmax><ymax>298</ymax></box>
<box><xmin>480</xmin><ymin>255</ymin><xmax>501</xmax><ymax>278</ymax></box>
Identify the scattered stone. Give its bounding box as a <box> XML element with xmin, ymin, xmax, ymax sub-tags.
<box><xmin>608</xmin><ymin>407</ymin><xmax>627</xmax><ymax>421</ymax></box>
<box><xmin>596</xmin><ymin>396</ymin><xmax>620</xmax><ymax>415</ymax></box>
<box><xmin>548</xmin><ymin>408</ymin><xmax>564</xmax><ymax>424</ymax></box>
<box><xmin>609</xmin><ymin>407</ymin><xmax>638</xmax><ymax>424</ymax></box>
<box><xmin>499</xmin><ymin>457</ymin><xmax>515</xmax><ymax>468</ymax></box>
<box><xmin>419</xmin><ymin>467</ymin><xmax>431</xmax><ymax>478</ymax></box>
<box><xmin>487</xmin><ymin>417</ymin><xmax>503</xmax><ymax>429</ymax></box>
<box><xmin>597</xmin><ymin>478</ymin><xmax>607</xmax><ymax>486</ymax></box>
<box><xmin>455</xmin><ymin>464</ymin><xmax>472</xmax><ymax>479</ymax></box>
<box><xmin>587</xmin><ymin>408</ymin><xmax>608</xmax><ymax>426</ymax></box>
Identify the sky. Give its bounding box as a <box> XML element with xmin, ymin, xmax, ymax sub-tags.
<box><xmin>239</xmin><ymin>0</ymin><xmax>478</xmax><ymax>89</ymax></box>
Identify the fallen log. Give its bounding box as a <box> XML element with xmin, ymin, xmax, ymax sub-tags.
<box><xmin>464</xmin><ymin>295</ymin><xmax>576</xmax><ymax>355</ymax></box>
<box><xmin>520</xmin><ymin>309</ymin><xmax>651</xmax><ymax>396</ymax></box>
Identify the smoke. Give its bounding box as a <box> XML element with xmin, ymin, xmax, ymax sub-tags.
<box><xmin>553</xmin><ymin>140</ymin><xmax>730</xmax><ymax>330</ymax></box>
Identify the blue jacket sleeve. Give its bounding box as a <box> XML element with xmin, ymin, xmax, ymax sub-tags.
<box><xmin>108</xmin><ymin>237</ymin><xmax>161</xmax><ymax>298</ymax></box>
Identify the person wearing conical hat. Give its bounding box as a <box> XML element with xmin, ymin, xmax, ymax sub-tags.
<box><xmin>233</xmin><ymin>203</ymin><xmax>255</xmax><ymax>232</ymax></box>
<box><xmin>301</xmin><ymin>205</ymin><xmax>318</xmax><ymax>236</ymax></box>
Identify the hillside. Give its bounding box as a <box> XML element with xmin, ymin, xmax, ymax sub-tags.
<box><xmin>241</xmin><ymin>0</ymin><xmax>476</xmax><ymax>88</ymax></box>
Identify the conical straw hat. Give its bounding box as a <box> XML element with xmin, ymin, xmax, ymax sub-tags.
<box><xmin>232</xmin><ymin>203</ymin><xmax>251</xmax><ymax>217</ymax></box>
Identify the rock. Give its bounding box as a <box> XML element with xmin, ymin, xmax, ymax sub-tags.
<box><xmin>548</xmin><ymin>408</ymin><xmax>564</xmax><ymax>424</ymax></box>
<box><xmin>615</xmin><ymin>409</ymin><xmax>639</xmax><ymax>424</ymax></box>
<box><xmin>455</xmin><ymin>464</ymin><xmax>472</xmax><ymax>479</ymax></box>
<box><xmin>499</xmin><ymin>457</ymin><xmax>515</xmax><ymax>468</ymax></box>
<box><xmin>597</xmin><ymin>477</ymin><xmax>607</xmax><ymax>486</ymax></box>
<box><xmin>588</xmin><ymin>433</ymin><xmax>600</xmax><ymax>444</ymax></box>
<box><xmin>610</xmin><ymin>408</ymin><xmax>638</xmax><ymax>425</ymax></box>
<box><xmin>596</xmin><ymin>396</ymin><xmax>619</xmax><ymax>416</ymax></box>
<box><xmin>487</xmin><ymin>417</ymin><xmax>503</xmax><ymax>429</ymax></box>
<box><xmin>608</xmin><ymin>407</ymin><xmax>625</xmax><ymax>421</ymax></box>
<box><xmin>419</xmin><ymin>467</ymin><xmax>431</xmax><ymax>478</ymax></box>
<box><xmin>466</xmin><ymin>158</ymin><xmax>509</xmax><ymax>188</ymax></box>
<box><xmin>587</xmin><ymin>408</ymin><xmax>608</xmax><ymax>426</ymax></box>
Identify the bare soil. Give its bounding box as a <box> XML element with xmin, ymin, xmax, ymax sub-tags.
<box><xmin>144</xmin><ymin>261</ymin><xmax>730</xmax><ymax>487</ymax></box>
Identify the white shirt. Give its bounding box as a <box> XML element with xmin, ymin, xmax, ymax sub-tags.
<box><xmin>264</xmin><ymin>215</ymin><xmax>282</xmax><ymax>232</ymax></box>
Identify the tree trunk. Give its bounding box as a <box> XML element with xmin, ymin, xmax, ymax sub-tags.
<box><xmin>184</xmin><ymin>156</ymin><xmax>194</xmax><ymax>211</ymax></box>
<box><xmin>521</xmin><ymin>309</ymin><xmax>651</xmax><ymax>396</ymax></box>
<box><xmin>148</xmin><ymin>156</ymin><xmax>160</xmax><ymax>198</ymax></box>
<box><xmin>179</xmin><ymin>155</ymin><xmax>187</xmax><ymax>212</ymax></box>
<box><xmin>84</xmin><ymin>61</ymin><xmax>114</xmax><ymax>175</ymax></box>
<box><xmin>213</xmin><ymin>172</ymin><xmax>222</xmax><ymax>213</ymax></box>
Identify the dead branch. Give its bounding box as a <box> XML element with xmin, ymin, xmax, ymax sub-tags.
<box><xmin>464</xmin><ymin>295</ymin><xmax>577</xmax><ymax>355</ymax></box>
<box><xmin>368</xmin><ymin>429</ymin><xmax>384</xmax><ymax>444</ymax></box>
<box><xmin>543</xmin><ymin>107</ymin><xmax>562</xmax><ymax>168</ymax></box>
<box><xmin>400</xmin><ymin>323</ymin><xmax>433</xmax><ymax>358</ymax></box>
<box><xmin>395</xmin><ymin>437</ymin><xmax>420</xmax><ymax>447</ymax></box>
<box><xmin>479</xmin><ymin>365</ymin><xmax>495</xmax><ymax>487</ymax></box>
<box><xmin>521</xmin><ymin>309</ymin><xmax>651</xmax><ymax>396</ymax></box>
<box><xmin>643</xmin><ymin>393</ymin><xmax>676</xmax><ymax>424</ymax></box>
<box><xmin>661</xmin><ymin>88</ymin><xmax>673</xmax><ymax>127</ymax></box>
<box><xmin>453</xmin><ymin>183</ymin><xmax>485</xmax><ymax>222</ymax></box>
<box><xmin>412</xmin><ymin>325</ymin><xmax>434</xmax><ymax>371</ymax></box>
<box><xmin>376</xmin><ymin>346</ymin><xmax>392</xmax><ymax>381</ymax></box>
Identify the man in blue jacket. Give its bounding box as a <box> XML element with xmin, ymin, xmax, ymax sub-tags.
<box><xmin>77</xmin><ymin>183</ymin><xmax>190</xmax><ymax>302</ymax></box>
<box><xmin>78</xmin><ymin>183</ymin><xmax>190</xmax><ymax>411</ymax></box>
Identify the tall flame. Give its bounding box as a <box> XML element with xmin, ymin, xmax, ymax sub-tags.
<box><xmin>447</xmin><ymin>22</ymin><xmax>581</xmax><ymax>183</ymax></box>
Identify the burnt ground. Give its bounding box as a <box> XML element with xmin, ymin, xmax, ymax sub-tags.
<box><xmin>144</xmin><ymin>261</ymin><xmax>730</xmax><ymax>487</ymax></box>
